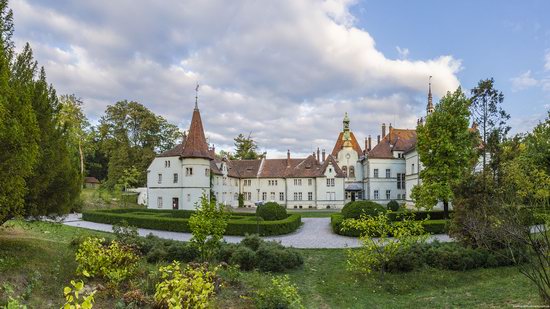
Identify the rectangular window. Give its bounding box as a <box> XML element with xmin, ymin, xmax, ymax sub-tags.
<box><xmin>186</xmin><ymin>167</ymin><xmax>193</xmax><ymax>176</ymax></box>
<box><xmin>165</xmin><ymin>160</ymin><xmax>170</xmax><ymax>168</ymax></box>
<box><xmin>270</xmin><ymin>192</ymin><xmax>275</xmax><ymax>200</ymax></box>
<box><xmin>279</xmin><ymin>192</ymin><xmax>284</xmax><ymax>201</ymax></box>
<box><xmin>374</xmin><ymin>190</ymin><xmax>379</xmax><ymax>200</ymax></box>
<box><xmin>411</xmin><ymin>164</ymin><xmax>415</xmax><ymax>174</ymax></box>
<box><xmin>172</xmin><ymin>197</ymin><xmax>179</xmax><ymax>210</ymax></box>
<box><xmin>223</xmin><ymin>177</ymin><xmax>227</xmax><ymax>185</ymax></box>
<box><xmin>308</xmin><ymin>179</ymin><xmax>312</xmax><ymax>186</ymax></box>
<box><xmin>386</xmin><ymin>190</ymin><xmax>391</xmax><ymax>200</ymax></box>
<box><xmin>374</xmin><ymin>169</ymin><xmax>379</xmax><ymax>178</ymax></box>
<box><xmin>205</xmin><ymin>168</ymin><xmax>209</xmax><ymax>176</ymax></box>
<box><xmin>157</xmin><ymin>197</ymin><xmax>163</xmax><ymax>208</ymax></box>
<box><xmin>173</xmin><ymin>173</ymin><xmax>178</xmax><ymax>183</ymax></box>
<box><xmin>308</xmin><ymin>192</ymin><xmax>313</xmax><ymax>201</ymax></box>
<box><xmin>294</xmin><ymin>192</ymin><xmax>298</xmax><ymax>200</ymax></box>
<box><xmin>262</xmin><ymin>192</ymin><xmax>267</xmax><ymax>200</ymax></box>
<box><xmin>386</xmin><ymin>169</ymin><xmax>391</xmax><ymax>178</ymax></box>
<box><xmin>187</xmin><ymin>194</ymin><xmax>191</xmax><ymax>202</ymax></box>
<box><xmin>331</xmin><ymin>179</ymin><xmax>335</xmax><ymax>187</ymax></box>
<box><xmin>157</xmin><ymin>173</ymin><xmax>162</xmax><ymax>184</ymax></box>
<box><xmin>298</xmin><ymin>192</ymin><xmax>303</xmax><ymax>201</ymax></box>
<box><xmin>293</xmin><ymin>179</ymin><xmax>302</xmax><ymax>186</ymax></box>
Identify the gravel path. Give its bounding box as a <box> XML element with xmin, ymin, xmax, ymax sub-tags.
<box><xmin>62</xmin><ymin>214</ymin><xmax>452</xmax><ymax>249</ymax></box>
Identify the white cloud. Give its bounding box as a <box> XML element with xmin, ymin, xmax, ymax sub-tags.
<box><xmin>545</xmin><ymin>50</ymin><xmax>550</xmax><ymax>72</ymax></box>
<box><xmin>396</xmin><ymin>46</ymin><xmax>409</xmax><ymax>59</ymax></box>
<box><xmin>511</xmin><ymin>70</ymin><xmax>539</xmax><ymax>92</ymax></box>
<box><xmin>12</xmin><ymin>0</ymin><xmax>462</xmax><ymax>157</ymax></box>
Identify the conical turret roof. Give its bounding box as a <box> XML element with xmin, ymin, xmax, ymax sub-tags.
<box><xmin>181</xmin><ymin>107</ymin><xmax>213</xmax><ymax>159</ymax></box>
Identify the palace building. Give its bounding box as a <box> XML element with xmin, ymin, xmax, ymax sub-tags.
<box><xmin>147</xmin><ymin>84</ymin><xmax>440</xmax><ymax>210</ymax></box>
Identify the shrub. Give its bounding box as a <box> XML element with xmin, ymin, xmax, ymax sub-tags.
<box><xmin>166</xmin><ymin>242</ymin><xmax>200</xmax><ymax>263</ymax></box>
<box><xmin>145</xmin><ymin>244</ymin><xmax>168</xmax><ymax>263</ymax></box>
<box><xmin>83</xmin><ymin>209</ymin><xmax>302</xmax><ymax>236</ymax></box>
<box><xmin>217</xmin><ymin>243</ymin><xmax>239</xmax><ymax>263</ymax></box>
<box><xmin>422</xmin><ymin>220</ymin><xmax>448</xmax><ymax>234</ymax></box>
<box><xmin>241</xmin><ymin>234</ymin><xmax>263</xmax><ymax>251</ymax></box>
<box><xmin>254</xmin><ymin>275</ymin><xmax>304</xmax><ymax>309</ymax></box>
<box><xmin>256</xmin><ymin>242</ymin><xmax>303</xmax><ymax>272</ymax></box>
<box><xmin>342</xmin><ymin>201</ymin><xmax>386</xmax><ymax>219</ymax></box>
<box><xmin>75</xmin><ymin>237</ymin><xmax>140</xmax><ymax>287</ymax></box>
<box><xmin>387</xmin><ymin>200</ymin><xmax>400</xmax><ymax>212</ymax></box>
<box><xmin>62</xmin><ymin>280</ymin><xmax>96</xmax><ymax>309</ymax></box>
<box><xmin>229</xmin><ymin>246</ymin><xmax>256</xmax><ymax>271</ymax></box>
<box><xmin>386</xmin><ymin>210</ymin><xmax>453</xmax><ymax>221</ymax></box>
<box><xmin>257</xmin><ymin>202</ymin><xmax>287</xmax><ymax>221</ymax></box>
<box><xmin>154</xmin><ymin>261</ymin><xmax>218</xmax><ymax>309</ymax></box>
<box><xmin>386</xmin><ymin>242</ymin><xmax>429</xmax><ymax>273</ymax></box>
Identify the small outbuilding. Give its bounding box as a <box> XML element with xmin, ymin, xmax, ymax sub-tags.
<box><xmin>84</xmin><ymin>177</ymin><xmax>100</xmax><ymax>189</ymax></box>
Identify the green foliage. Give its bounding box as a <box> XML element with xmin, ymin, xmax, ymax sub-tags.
<box><xmin>341</xmin><ymin>200</ymin><xmax>386</xmax><ymax>219</ymax></box>
<box><xmin>61</xmin><ymin>280</ymin><xmax>96</xmax><ymax>309</ymax></box>
<box><xmin>98</xmin><ymin>100</ymin><xmax>180</xmax><ymax>189</ymax></box>
<box><xmin>237</xmin><ymin>193</ymin><xmax>245</xmax><ymax>208</ymax></box>
<box><xmin>256</xmin><ymin>202</ymin><xmax>287</xmax><ymax>221</ymax></box>
<box><xmin>229</xmin><ymin>246</ymin><xmax>256</xmax><ymax>271</ymax></box>
<box><xmin>342</xmin><ymin>213</ymin><xmax>427</xmax><ymax>280</ymax></box>
<box><xmin>154</xmin><ymin>261</ymin><xmax>217</xmax><ymax>309</ymax></box>
<box><xmin>189</xmin><ymin>193</ymin><xmax>230</xmax><ymax>261</ymax></box>
<box><xmin>387</xmin><ymin>200</ymin><xmax>400</xmax><ymax>212</ymax></box>
<box><xmin>82</xmin><ymin>208</ymin><xmax>302</xmax><ymax>236</ymax></box>
<box><xmin>256</xmin><ymin>242</ymin><xmax>304</xmax><ymax>272</ymax></box>
<box><xmin>240</xmin><ymin>234</ymin><xmax>263</xmax><ymax>251</ymax></box>
<box><xmin>233</xmin><ymin>133</ymin><xmax>261</xmax><ymax>160</ymax></box>
<box><xmin>412</xmin><ymin>87</ymin><xmax>477</xmax><ymax>214</ymax></box>
<box><xmin>75</xmin><ymin>237</ymin><xmax>140</xmax><ymax>287</ymax></box>
<box><xmin>331</xmin><ymin>213</ymin><xmax>448</xmax><ymax>236</ymax></box>
<box><xmin>254</xmin><ymin>275</ymin><xmax>304</xmax><ymax>309</ymax></box>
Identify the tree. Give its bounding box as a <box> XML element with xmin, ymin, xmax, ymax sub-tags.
<box><xmin>98</xmin><ymin>100</ymin><xmax>180</xmax><ymax>188</ymax></box>
<box><xmin>189</xmin><ymin>193</ymin><xmax>230</xmax><ymax>261</ymax></box>
<box><xmin>411</xmin><ymin>88</ymin><xmax>477</xmax><ymax>217</ymax></box>
<box><xmin>470</xmin><ymin>78</ymin><xmax>510</xmax><ymax>175</ymax></box>
<box><xmin>0</xmin><ymin>1</ymin><xmax>39</xmax><ymax>225</ymax></box>
<box><xmin>58</xmin><ymin>94</ymin><xmax>90</xmax><ymax>180</ymax></box>
<box><xmin>233</xmin><ymin>133</ymin><xmax>261</xmax><ymax>160</ymax></box>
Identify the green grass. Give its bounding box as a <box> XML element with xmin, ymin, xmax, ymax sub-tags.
<box><xmin>80</xmin><ymin>188</ymin><xmax>142</xmax><ymax>211</ymax></box>
<box><xmin>0</xmin><ymin>220</ymin><xmax>544</xmax><ymax>308</ymax></box>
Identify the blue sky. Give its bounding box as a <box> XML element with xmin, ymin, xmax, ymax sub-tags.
<box><xmin>351</xmin><ymin>0</ymin><xmax>550</xmax><ymax>132</ymax></box>
<box><xmin>11</xmin><ymin>0</ymin><xmax>550</xmax><ymax>158</ymax></box>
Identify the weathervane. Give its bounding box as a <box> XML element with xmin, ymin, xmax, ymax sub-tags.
<box><xmin>195</xmin><ymin>82</ymin><xmax>200</xmax><ymax>110</ymax></box>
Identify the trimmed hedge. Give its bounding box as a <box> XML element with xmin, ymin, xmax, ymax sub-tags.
<box><xmin>387</xmin><ymin>210</ymin><xmax>454</xmax><ymax>221</ymax></box>
<box><xmin>330</xmin><ymin>213</ymin><xmax>448</xmax><ymax>237</ymax></box>
<box><xmin>342</xmin><ymin>200</ymin><xmax>386</xmax><ymax>219</ymax></box>
<box><xmin>82</xmin><ymin>209</ymin><xmax>301</xmax><ymax>236</ymax></box>
<box><xmin>256</xmin><ymin>202</ymin><xmax>287</xmax><ymax>221</ymax></box>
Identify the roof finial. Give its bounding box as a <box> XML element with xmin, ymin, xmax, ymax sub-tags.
<box><xmin>195</xmin><ymin>82</ymin><xmax>200</xmax><ymax>110</ymax></box>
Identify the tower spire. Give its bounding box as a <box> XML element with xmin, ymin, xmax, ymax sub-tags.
<box><xmin>427</xmin><ymin>76</ymin><xmax>434</xmax><ymax>115</ymax></box>
<box><xmin>195</xmin><ymin>82</ymin><xmax>199</xmax><ymax>110</ymax></box>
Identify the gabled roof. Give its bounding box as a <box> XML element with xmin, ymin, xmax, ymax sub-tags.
<box><xmin>320</xmin><ymin>155</ymin><xmax>346</xmax><ymax>177</ymax></box>
<box><xmin>368</xmin><ymin>128</ymin><xmax>417</xmax><ymax>159</ymax></box>
<box><xmin>331</xmin><ymin>131</ymin><xmax>363</xmax><ymax>157</ymax></box>
<box><xmin>84</xmin><ymin>177</ymin><xmax>100</xmax><ymax>184</ymax></box>
<box><xmin>181</xmin><ymin>108</ymin><xmax>212</xmax><ymax>159</ymax></box>
<box><xmin>158</xmin><ymin>138</ymin><xmax>186</xmax><ymax>157</ymax></box>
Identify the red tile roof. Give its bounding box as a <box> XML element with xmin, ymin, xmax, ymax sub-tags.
<box><xmin>368</xmin><ymin>128</ymin><xmax>417</xmax><ymax>159</ymax></box>
<box><xmin>181</xmin><ymin>108</ymin><xmax>212</xmax><ymax>159</ymax></box>
<box><xmin>331</xmin><ymin>131</ymin><xmax>363</xmax><ymax>157</ymax></box>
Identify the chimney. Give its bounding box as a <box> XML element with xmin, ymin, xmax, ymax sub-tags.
<box><xmin>377</xmin><ymin>135</ymin><xmax>381</xmax><ymax>144</ymax></box>
<box><xmin>368</xmin><ymin>135</ymin><xmax>372</xmax><ymax>151</ymax></box>
<box><xmin>389</xmin><ymin>123</ymin><xmax>392</xmax><ymax>141</ymax></box>
<box><xmin>322</xmin><ymin>149</ymin><xmax>326</xmax><ymax>162</ymax></box>
<box><xmin>364</xmin><ymin>138</ymin><xmax>368</xmax><ymax>152</ymax></box>
<box><xmin>287</xmin><ymin>149</ymin><xmax>290</xmax><ymax>167</ymax></box>
<box><xmin>382</xmin><ymin>123</ymin><xmax>386</xmax><ymax>138</ymax></box>
<box><xmin>317</xmin><ymin>147</ymin><xmax>320</xmax><ymax>163</ymax></box>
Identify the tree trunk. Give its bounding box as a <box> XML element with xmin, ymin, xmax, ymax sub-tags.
<box><xmin>79</xmin><ymin>139</ymin><xmax>84</xmax><ymax>175</ymax></box>
<box><xmin>443</xmin><ymin>200</ymin><xmax>449</xmax><ymax>219</ymax></box>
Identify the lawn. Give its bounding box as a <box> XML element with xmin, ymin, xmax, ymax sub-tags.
<box><xmin>80</xmin><ymin>188</ymin><xmax>142</xmax><ymax>211</ymax></box>
<box><xmin>0</xmin><ymin>220</ymin><xmax>542</xmax><ymax>308</ymax></box>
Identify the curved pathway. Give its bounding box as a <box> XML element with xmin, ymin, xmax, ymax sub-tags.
<box><xmin>62</xmin><ymin>214</ymin><xmax>451</xmax><ymax>249</ymax></box>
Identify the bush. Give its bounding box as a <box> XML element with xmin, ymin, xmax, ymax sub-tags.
<box><xmin>229</xmin><ymin>246</ymin><xmax>256</xmax><ymax>271</ymax></box>
<box><xmin>154</xmin><ymin>261</ymin><xmax>218</xmax><ymax>309</ymax></box>
<box><xmin>254</xmin><ymin>275</ymin><xmax>304</xmax><ymax>309</ymax></box>
<box><xmin>75</xmin><ymin>237</ymin><xmax>140</xmax><ymax>287</ymax></box>
<box><xmin>386</xmin><ymin>210</ymin><xmax>453</xmax><ymax>221</ymax></box>
<box><xmin>256</xmin><ymin>202</ymin><xmax>287</xmax><ymax>221</ymax></box>
<box><xmin>342</xmin><ymin>201</ymin><xmax>386</xmax><ymax>219</ymax></box>
<box><xmin>145</xmin><ymin>244</ymin><xmax>168</xmax><ymax>263</ymax></box>
<box><xmin>82</xmin><ymin>209</ymin><xmax>302</xmax><ymax>236</ymax></box>
<box><xmin>241</xmin><ymin>234</ymin><xmax>263</xmax><ymax>251</ymax></box>
<box><xmin>422</xmin><ymin>220</ymin><xmax>448</xmax><ymax>234</ymax></box>
<box><xmin>387</xmin><ymin>200</ymin><xmax>400</xmax><ymax>212</ymax></box>
<box><xmin>256</xmin><ymin>242</ymin><xmax>303</xmax><ymax>272</ymax></box>
<box><xmin>332</xmin><ymin>213</ymin><xmax>448</xmax><ymax>236</ymax></box>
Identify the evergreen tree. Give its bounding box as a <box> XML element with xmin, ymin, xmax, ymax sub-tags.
<box><xmin>411</xmin><ymin>88</ymin><xmax>477</xmax><ymax>217</ymax></box>
<box><xmin>233</xmin><ymin>133</ymin><xmax>261</xmax><ymax>160</ymax></box>
<box><xmin>0</xmin><ymin>2</ymin><xmax>39</xmax><ymax>224</ymax></box>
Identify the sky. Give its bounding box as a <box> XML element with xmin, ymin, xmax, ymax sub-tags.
<box><xmin>10</xmin><ymin>0</ymin><xmax>550</xmax><ymax>158</ymax></box>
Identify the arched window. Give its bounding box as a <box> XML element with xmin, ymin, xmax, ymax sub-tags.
<box><xmin>342</xmin><ymin>166</ymin><xmax>347</xmax><ymax>177</ymax></box>
<box><xmin>349</xmin><ymin>166</ymin><xmax>355</xmax><ymax>178</ymax></box>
